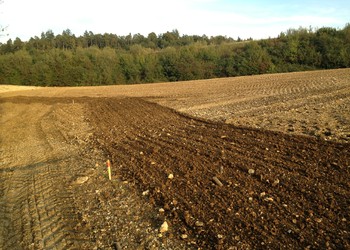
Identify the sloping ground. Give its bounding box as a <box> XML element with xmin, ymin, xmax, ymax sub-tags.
<box><xmin>0</xmin><ymin>97</ymin><xmax>189</xmax><ymax>249</ymax></box>
<box><xmin>0</xmin><ymin>96</ymin><xmax>349</xmax><ymax>249</ymax></box>
<box><xmin>2</xmin><ymin>68</ymin><xmax>349</xmax><ymax>143</ymax></box>
<box><xmin>1</xmin><ymin>69</ymin><xmax>349</xmax><ymax>249</ymax></box>
<box><xmin>88</xmin><ymin>97</ymin><xmax>349</xmax><ymax>249</ymax></box>
<box><xmin>0</xmin><ymin>98</ymin><xmax>92</xmax><ymax>249</ymax></box>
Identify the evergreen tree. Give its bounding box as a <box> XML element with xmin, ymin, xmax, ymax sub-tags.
<box><xmin>0</xmin><ymin>24</ymin><xmax>349</xmax><ymax>86</ymax></box>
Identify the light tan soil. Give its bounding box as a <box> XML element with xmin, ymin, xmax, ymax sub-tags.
<box><xmin>1</xmin><ymin>69</ymin><xmax>349</xmax><ymax>249</ymax></box>
<box><xmin>0</xmin><ymin>85</ymin><xmax>40</xmax><ymax>93</ymax></box>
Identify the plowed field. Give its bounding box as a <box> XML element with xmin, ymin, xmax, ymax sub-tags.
<box><xmin>1</xmin><ymin>69</ymin><xmax>349</xmax><ymax>249</ymax></box>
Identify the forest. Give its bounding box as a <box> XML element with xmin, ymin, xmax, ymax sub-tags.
<box><xmin>0</xmin><ymin>24</ymin><xmax>349</xmax><ymax>86</ymax></box>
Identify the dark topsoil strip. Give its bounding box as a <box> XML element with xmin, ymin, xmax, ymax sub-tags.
<box><xmin>87</xmin><ymin>97</ymin><xmax>350</xmax><ymax>249</ymax></box>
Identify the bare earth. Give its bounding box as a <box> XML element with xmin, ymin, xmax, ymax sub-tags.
<box><xmin>0</xmin><ymin>68</ymin><xmax>349</xmax><ymax>249</ymax></box>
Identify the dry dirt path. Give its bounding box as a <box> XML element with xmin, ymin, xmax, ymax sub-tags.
<box><xmin>0</xmin><ymin>99</ymin><xmax>91</xmax><ymax>249</ymax></box>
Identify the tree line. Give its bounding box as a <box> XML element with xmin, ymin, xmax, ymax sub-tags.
<box><xmin>0</xmin><ymin>25</ymin><xmax>349</xmax><ymax>86</ymax></box>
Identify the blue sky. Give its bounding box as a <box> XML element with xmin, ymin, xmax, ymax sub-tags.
<box><xmin>0</xmin><ymin>0</ymin><xmax>349</xmax><ymax>42</ymax></box>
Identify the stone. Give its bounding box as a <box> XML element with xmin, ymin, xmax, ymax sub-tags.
<box><xmin>248</xmin><ymin>169</ymin><xmax>255</xmax><ymax>175</ymax></box>
<box><xmin>195</xmin><ymin>221</ymin><xmax>204</xmax><ymax>227</ymax></box>
<box><xmin>212</xmin><ymin>176</ymin><xmax>223</xmax><ymax>186</ymax></box>
<box><xmin>264</xmin><ymin>197</ymin><xmax>274</xmax><ymax>202</ymax></box>
<box><xmin>181</xmin><ymin>234</ymin><xmax>188</xmax><ymax>239</ymax></box>
<box><xmin>75</xmin><ymin>176</ymin><xmax>89</xmax><ymax>184</ymax></box>
<box><xmin>159</xmin><ymin>221</ymin><xmax>168</xmax><ymax>233</ymax></box>
<box><xmin>272</xmin><ymin>179</ymin><xmax>280</xmax><ymax>186</ymax></box>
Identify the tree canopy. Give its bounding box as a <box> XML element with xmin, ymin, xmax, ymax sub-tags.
<box><xmin>0</xmin><ymin>24</ymin><xmax>349</xmax><ymax>86</ymax></box>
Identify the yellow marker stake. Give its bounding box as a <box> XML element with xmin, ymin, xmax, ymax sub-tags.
<box><xmin>107</xmin><ymin>160</ymin><xmax>112</xmax><ymax>180</ymax></box>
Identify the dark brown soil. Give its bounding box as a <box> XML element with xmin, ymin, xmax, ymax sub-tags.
<box><xmin>88</xmin><ymin>97</ymin><xmax>350</xmax><ymax>249</ymax></box>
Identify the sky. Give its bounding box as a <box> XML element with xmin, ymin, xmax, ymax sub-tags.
<box><xmin>0</xmin><ymin>0</ymin><xmax>349</xmax><ymax>43</ymax></box>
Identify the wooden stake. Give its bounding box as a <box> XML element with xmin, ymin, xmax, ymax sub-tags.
<box><xmin>107</xmin><ymin>160</ymin><xmax>112</xmax><ymax>180</ymax></box>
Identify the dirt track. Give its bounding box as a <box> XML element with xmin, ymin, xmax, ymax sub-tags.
<box><xmin>1</xmin><ymin>69</ymin><xmax>350</xmax><ymax>249</ymax></box>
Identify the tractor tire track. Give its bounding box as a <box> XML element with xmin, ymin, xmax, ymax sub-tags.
<box><xmin>0</xmin><ymin>100</ymin><xmax>90</xmax><ymax>250</ymax></box>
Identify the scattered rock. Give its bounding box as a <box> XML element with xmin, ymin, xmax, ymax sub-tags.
<box><xmin>75</xmin><ymin>176</ymin><xmax>89</xmax><ymax>184</ymax></box>
<box><xmin>142</xmin><ymin>190</ymin><xmax>150</xmax><ymax>196</ymax></box>
<box><xmin>159</xmin><ymin>208</ymin><xmax>165</xmax><ymax>213</ymax></box>
<box><xmin>315</xmin><ymin>218</ymin><xmax>322</xmax><ymax>223</ymax></box>
<box><xmin>160</xmin><ymin>221</ymin><xmax>169</xmax><ymax>233</ymax></box>
<box><xmin>248</xmin><ymin>169</ymin><xmax>255</xmax><ymax>175</ymax></box>
<box><xmin>249</xmin><ymin>197</ymin><xmax>253</xmax><ymax>202</ymax></box>
<box><xmin>195</xmin><ymin>221</ymin><xmax>204</xmax><ymax>227</ymax></box>
<box><xmin>181</xmin><ymin>234</ymin><xmax>188</xmax><ymax>239</ymax></box>
<box><xmin>260</xmin><ymin>192</ymin><xmax>266</xmax><ymax>197</ymax></box>
<box><xmin>168</xmin><ymin>173</ymin><xmax>174</xmax><ymax>179</ymax></box>
<box><xmin>272</xmin><ymin>179</ymin><xmax>280</xmax><ymax>186</ymax></box>
<box><xmin>212</xmin><ymin>176</ymin><xmax>223</xmax><ymax>186</ymax></box>
<box><xmin>264</xmin><ymin>197</ymin><xmax>274</xmax><ymax>202</ymax></box>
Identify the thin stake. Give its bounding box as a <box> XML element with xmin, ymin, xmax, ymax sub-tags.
<box><xmin>107</xmin><ymin>160</ymin><xmax>112</xmax><ymax>180</ymax></box>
